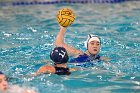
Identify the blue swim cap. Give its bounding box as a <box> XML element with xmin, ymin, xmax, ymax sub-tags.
<box><xmin>0</xmin><ymin>71</ymin><xmax>4</xmax><ymax>74</ymax></box>
<box><xmin>50</xmin><ymin>47</ymin><xmax>69</xmax><ymax>64</ymax></box>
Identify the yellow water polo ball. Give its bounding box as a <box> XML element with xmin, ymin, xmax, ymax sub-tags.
<box><xmin>56</xmin><ymin>8</ymin><xmax>75</xmax><ymax>27</ymax></box>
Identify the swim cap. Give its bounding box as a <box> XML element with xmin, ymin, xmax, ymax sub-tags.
<box><xmin>84</xmin><ymin>34</ymin><xmax>101</xmax><ymax>49</ymax></box>
<box><xmin>0</xmin><ymin>71</ymin><xmax>4</xmax><ymax>74</ymax></box>
<box><xmin>50</xmin><ymin>47</ymin><xmax>69</xmax><ymax>64</ymax></box>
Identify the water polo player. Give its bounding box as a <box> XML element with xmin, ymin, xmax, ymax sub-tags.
<box><xmin>55</xmin><ymin>26</ymin><xmax>104</xmax><ymax>63</ymax></box>
<box><xmin>33</xmin><ymin>47</ymin><xmax>77</xmax><ymax>76</ymax></box>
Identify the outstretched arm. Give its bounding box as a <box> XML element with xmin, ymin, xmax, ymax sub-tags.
<box><xmin>55</xmin><ymin>26</ymin><xmax>83</xmax><ymax>56</ymax></box>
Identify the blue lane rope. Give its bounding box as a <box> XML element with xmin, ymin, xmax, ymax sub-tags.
<box><xmin>12</xmin><ymin>0</ymin><xmax>125</xmax><ymax>6</ymax></box>
<box><xmin>0</xmin><ymin>0</ymin><xmax>139</xmax><ymax>6</ymax></box>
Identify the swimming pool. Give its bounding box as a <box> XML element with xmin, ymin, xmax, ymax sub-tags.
<box><xmin>0</xmin><ymin>1</ymin><xmax>140</xmax><ymax>93</ymax></box>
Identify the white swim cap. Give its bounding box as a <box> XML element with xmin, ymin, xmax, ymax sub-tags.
<box><xmin>84</xmin><ymin>34</ymin><xmax>101</xmax><ymax>49</ymax></box>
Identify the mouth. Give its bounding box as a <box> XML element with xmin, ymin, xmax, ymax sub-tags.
<box><xmin>3</xmin><ymin>86</ymin><xmax>7</xmax><ymax>90</ymax></box>
<box><xmin>93</xmin><ymin>49</ymin><xmax>97</xmax><ymax>51</ymax></box>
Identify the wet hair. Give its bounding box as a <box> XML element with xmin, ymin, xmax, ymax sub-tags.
<box><xmin>0</xmin><ymin>71</ymin><xmax>4</xmax><ymax>75</ymax></box>
<box><xmin>50</xmin><ymin>47</ymin><xmax>69</xmax><ymax>64</ymax></box>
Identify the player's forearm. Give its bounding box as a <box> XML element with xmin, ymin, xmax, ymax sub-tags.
<box><xmin>55</xmin><ymin>26</ymin><xmax>66</xmax><ymax>47</ymax></box>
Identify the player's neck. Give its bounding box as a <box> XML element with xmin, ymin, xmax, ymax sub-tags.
<box><xmin>86</xmin><ymin>51</ymin><xmax>96</xmax><ymax>57</ymax></box>
<box><xmin>55</xmin><ymin>64</ymin><xmax>67</xmax><ymax>68</ymax></box>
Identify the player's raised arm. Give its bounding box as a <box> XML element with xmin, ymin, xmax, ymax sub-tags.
<box><xmin>54</xmin><ymin>26</ymin><xmax>83</xmax><ymax>56</ymax></box>
<box><xmin>55</xmin><ymin>8</ymin><xmax>83</xmax><ymax>56</ymax></box>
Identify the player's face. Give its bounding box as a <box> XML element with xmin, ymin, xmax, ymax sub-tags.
<box><xmin>0</xmin><ymin>74</ymin><xmax>8</xmax><ymax>91</ymax></box>
<box><xmin>87</xmin><ymin>40</ymin><xmax>100</xmax><ymax>55</ymax></box>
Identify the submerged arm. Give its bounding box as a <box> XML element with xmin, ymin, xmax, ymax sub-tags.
<box><xmin>29</xmin><ymin>65</ymin><xmax>55</xmax><ymax>76</ymax></box>
<box><xmin>69</xmin><ymin>68</ymin><xmax>80</xmax><ymax>72</ymax></box>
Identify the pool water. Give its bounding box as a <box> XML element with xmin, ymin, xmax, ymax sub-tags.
<box><xmin>0</xmin><ymin>2</ymin><xmax>140</xmax><ymax>93</ymax></box>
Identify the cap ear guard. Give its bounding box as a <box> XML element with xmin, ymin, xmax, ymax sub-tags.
<box><xmin>84</xmin><ymin>34</ymin><xmax>92</xmax><ymax>49</ymax></box>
